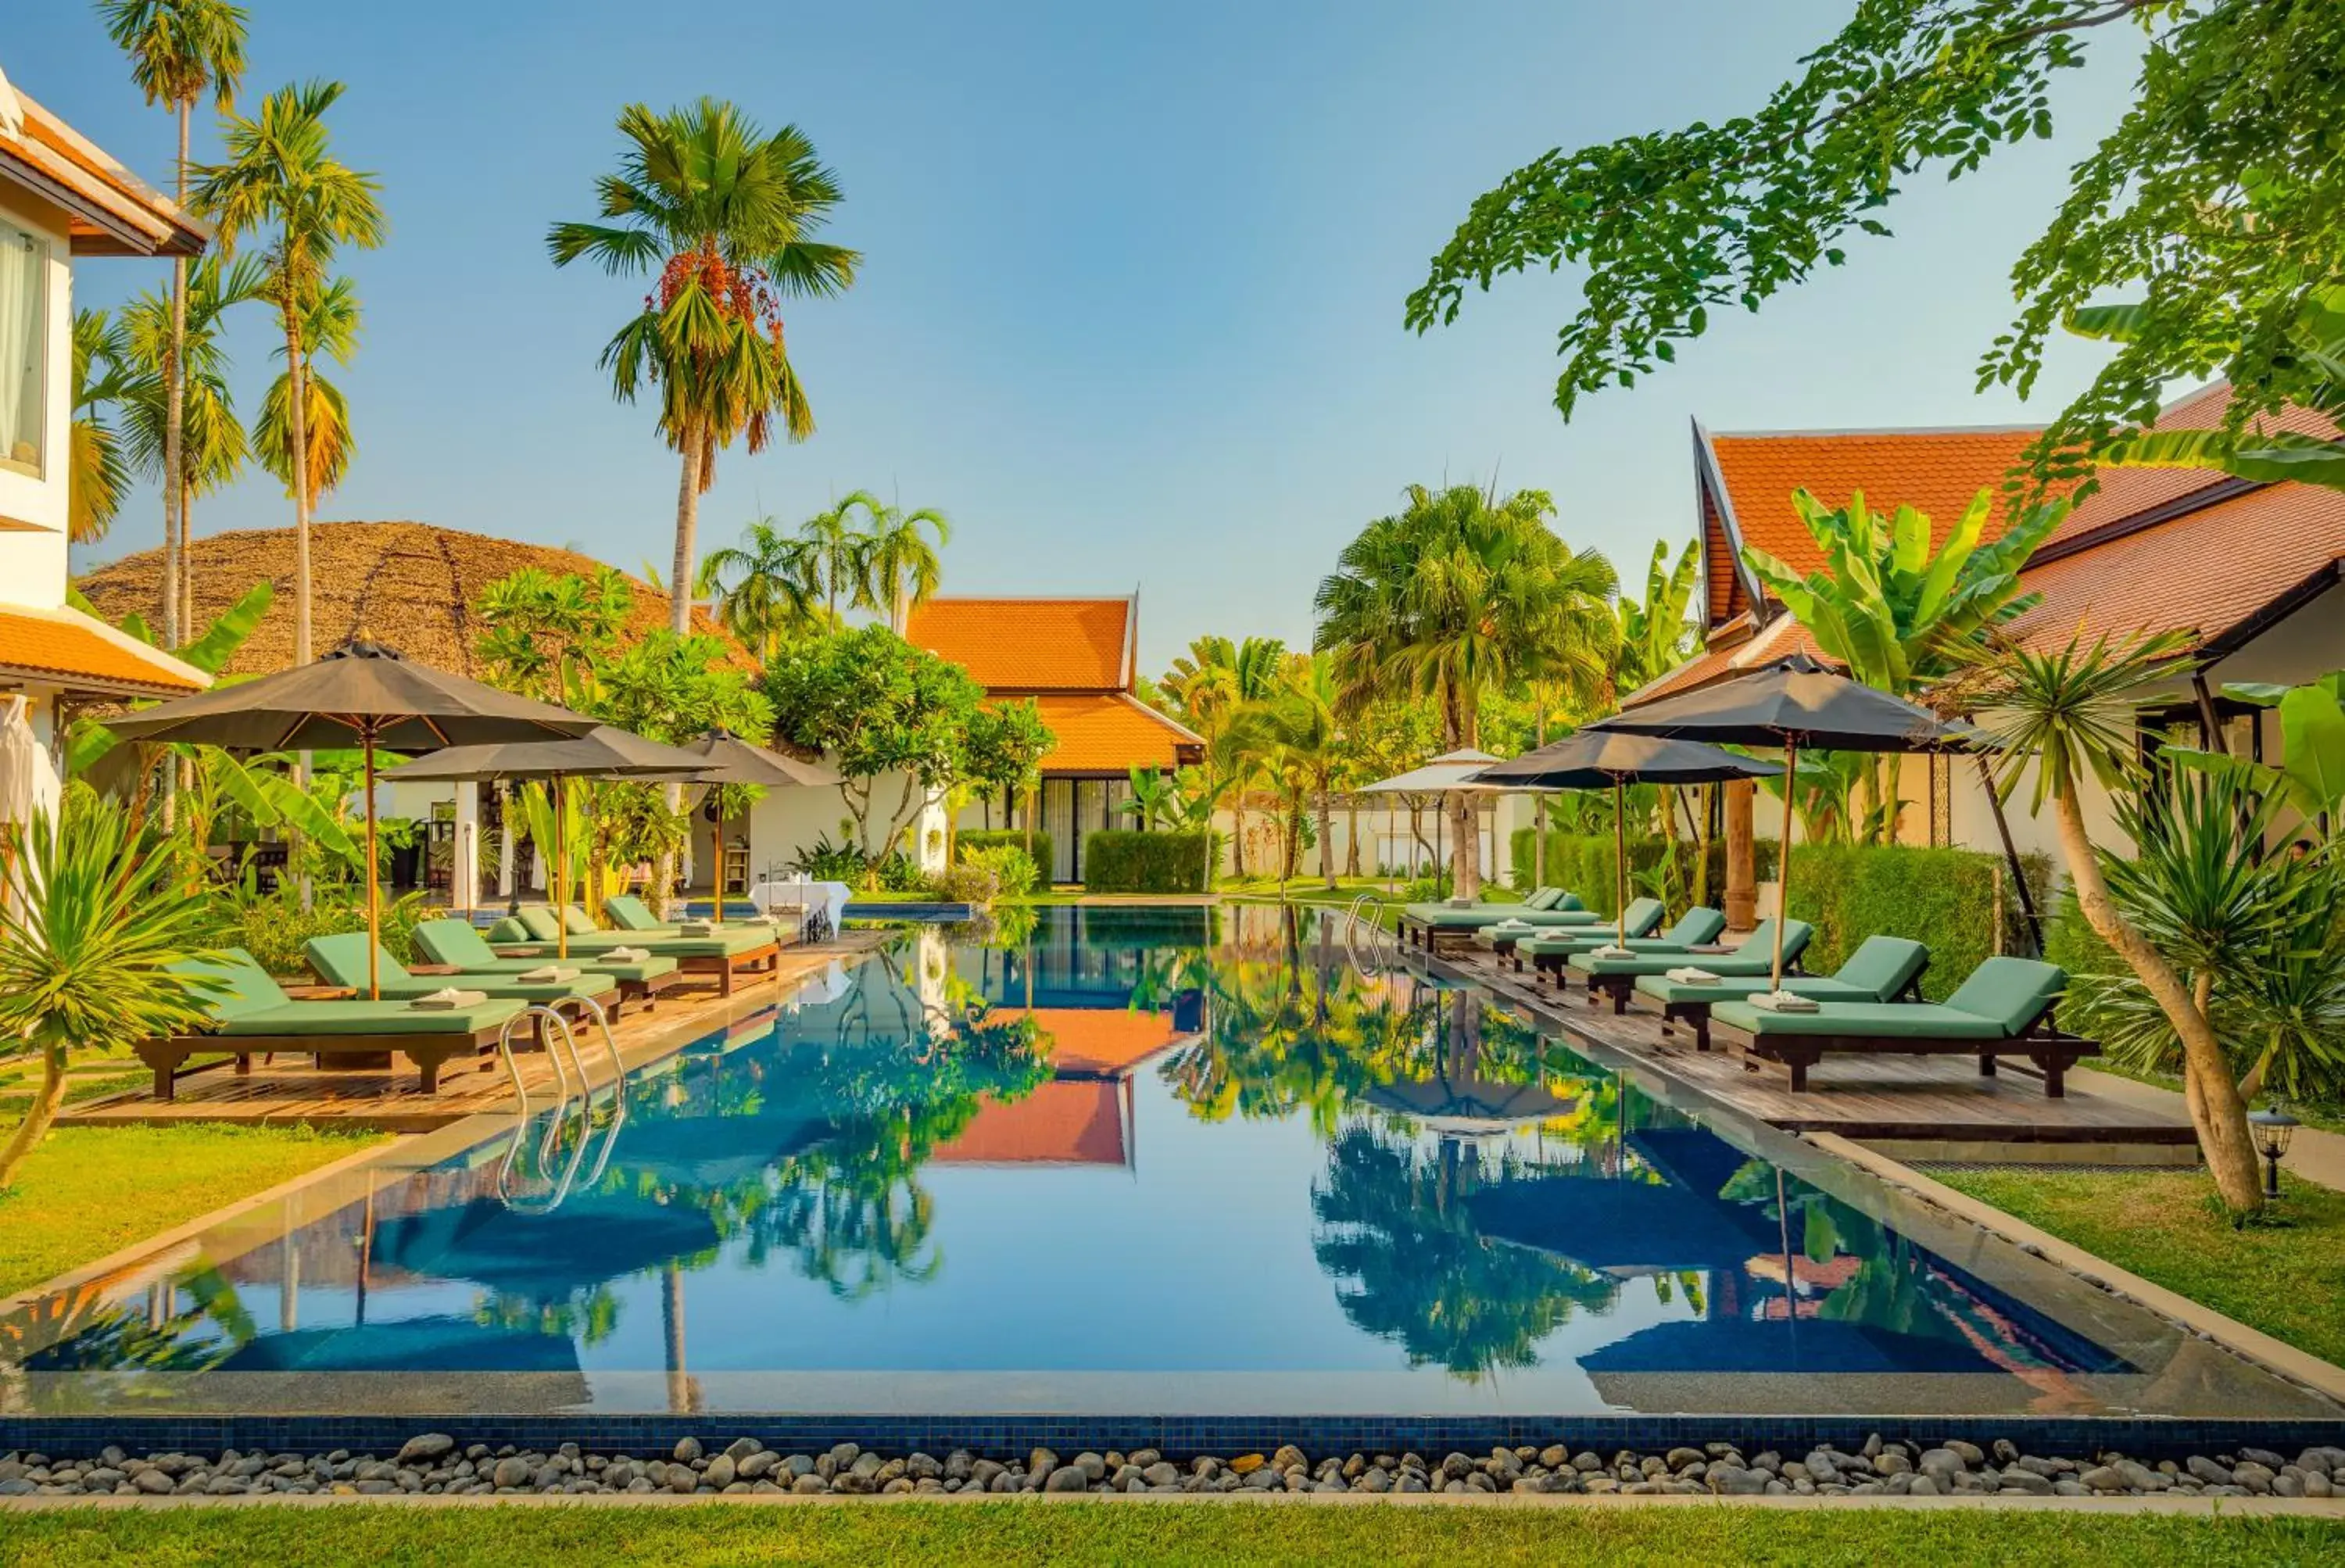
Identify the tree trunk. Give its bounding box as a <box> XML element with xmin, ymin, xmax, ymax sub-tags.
<box><xmin>1532</xmin><ymin>710</ymin><xmax>1548</xmax><ymax>892</ymax></box>
<box><xmin>163</xmin><ymin>104</ymin><xmax>191</xmax><ymax>646</ymax></box>
<box><xmin>1344</xmin><ymin>798</ymin><xmax>1360</xmax><ymax>878</ymax></box>
<box><xmin>281</xmin><ymin>297</ymin><xmax>314</xmax><ymax>666</ymax></box>
<box><xmin>1449</xmin><ymin>683</ymin><xmax>1480</xmax><ymax>900</ymax></box>
<box><xmin>2053</xmin><ymin>789</ymin><xmax>2263</xmax><ymax>1212</ymax></box>
<box><xmin>1724</xmin><ymin>778</ymin><xmax>1756</xmax><ymax>932</ymax></box>
<box><xmin>0</xmin><ymin>1033</ymin><xmax>67</xmax><ymax>1191</ymax></box>
<box><xmin>670</xmin><ymin>435</ymin><xmax>703</xmax><ymax>635</ymax></box>
<box><xmin>1318</xmin><ymin>785</ymin><xmax>1336</xmax><ymax>891</ymax></box>
<box><xmin>181</xmin><ymin>481</ymin><xmax>196</xmax><ymax>645</ymax></box>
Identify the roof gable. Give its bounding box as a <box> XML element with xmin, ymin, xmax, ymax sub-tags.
<box><xmin>0</xmin><ymin>76</ymin><xmax>206</xmax><ymax>256</ymax></box>
<box><xmin>904</xmin><ymin>596</ymin><xmax>1135</xmax><ymax>692</ymax></box>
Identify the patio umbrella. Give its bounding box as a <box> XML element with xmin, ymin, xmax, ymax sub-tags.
<box><xmin>1470</xmin><ymin>732</ymin><xmax>1779</xmax><ymax>947</ymax></box>
<box><xmin>381</xmin><ymin>725</ymin><xmax>716</xmax><ymax>958</ymax></box>
<box><xmin>1589</xmin><ymin>653</ymin><xmax>1970</xmax><ymax>989</ymax></box>
<box><xmin>1358</xmin><ymin>748</ymin><xmax>1504</xmax><ymax>894</ymax></box>
<box><xmin>675</xmin><ymin>729</ymin><xmax>842</xmax><ymax>925</ymax></box>
<box><xmin>105</xmin><ymin>639</ymin><xmax>600</xmax><ymax>998</ymax></box>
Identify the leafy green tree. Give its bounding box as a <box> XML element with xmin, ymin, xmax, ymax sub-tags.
<box><xmin>1406</xmin><ymin>1</ymin><xmax>2345</xmax><ymax>483</ymax></box>
<box><xmin>1971</xmin><ymin>630</ymin><xmax>2267</xmax><ymax>1213</ymax></box>
<box><xmin>191</xmin><ymin>78</ymin><xmax>384</xmax><ymax>668</ymax></box>
<box><xmin>1226</xmin><ymin>653</ymin><xmax>1348</xmax><ymax>890</ymax></box>
<box><xmin>695</xmin><ymin>515</ymin><xmax>825</xmax><ymax>659</ymax></box>
<box><xmin>548</xmin><ymin>100</ymin><xmax>859</xmax><ymax>635</ymax></box>
<box><xmin>474</xmin><ymin>566</ymin><xmax>639</xmax><ymax>703</ymax></box>
<box><xmin>797</xmin><ymin>491</ymin><xmax>877</xmax><ymax>625</ymax></box>
<box><xmin>961</xmin><ymin>698</ymin><xmax>1054</xmax><ymax>848</ymax></box>
<box><xmin>1315</xmin><ymin>483</ymin><xmax>1616</xmax><ymax>897</ymax></box>
<box><xmin>0</xmin><ymin>804</ymin><xmax>222</xmax><ymax>1188</ymax></box>
<box><xmin>844</xmin><ymin>492</ymin><xmax>951</xmax><ymax>632</ymax></box>
<box><xmin>98</xmin><ymin>0</ymin><xmax>249</xmax><ymax>646</ymax></box>
<box><xmin>67</xmin><ymin>310</ymin><xmax>134</xmax><ymax>546</ymax></box>
<box><xmin>1613</xmin><ymin>537</ymin><xmax>1702</xmax><ymax>696</ymax></box>
<box><xmin>763</xmin><ymin>626</ymin><xmax>984</xmax><ymax>863</ymax></box>
<box><xmin>1162</xmin><ymin>635</ymin><xmax>1287</xmax><ymax>877</ymax></box>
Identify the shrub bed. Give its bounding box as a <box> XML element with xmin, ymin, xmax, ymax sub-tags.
<box><xmin>958</xmin><ymin>830</ymin><xmax>1053</xmax><ymax>886</ymax></box>
<box><xmin>1781</xmin><ymin>843</ymin><xmax>2050</xmax><ymax>1001</ymax></box>
<box><xmin>1083</xmin><ymin>831</ymin><xmax>1212</xmax><ymax>893</ymax></box>
<box><xmin>1508</xmin><ymin>831</ymin><xmax>1776</xmax><ymax>918</ymax></box>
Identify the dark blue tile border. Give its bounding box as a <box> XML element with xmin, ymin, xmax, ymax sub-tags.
<box><xmin>8</xmin><ymin>1412</ymin><xmax>2345</xmax><ymax>1461</ymax></box>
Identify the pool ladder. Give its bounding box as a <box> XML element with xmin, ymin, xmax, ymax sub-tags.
<box><xmin>492</xmin><ymin>999</ymin><xmax>628</xmax><ymax>1213</ymax></box>
<box><xmin>1341</xmin><ymin>893</ymin><xmax>1399</xmax><ymax>978</ymax></box>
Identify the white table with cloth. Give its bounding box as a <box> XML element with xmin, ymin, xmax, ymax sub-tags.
<box><xmin>750</xmin><ymin>878</ymin><xmax>854</xmax><ymax>939</ymax></box>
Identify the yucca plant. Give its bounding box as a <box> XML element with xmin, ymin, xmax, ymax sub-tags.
<box><xmin>0</xmin><ymin>802</ymin><xmax>221</xmax><ymax>1189</ymax></box>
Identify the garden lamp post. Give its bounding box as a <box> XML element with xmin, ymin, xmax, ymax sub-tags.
<box><xmin>2250</xmin><ymin>1101</ymin><xmax>2300</xmax><ymax>1197</ymax></box>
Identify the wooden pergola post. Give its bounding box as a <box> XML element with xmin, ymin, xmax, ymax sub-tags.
<box><xmin>1724</xmin><ymin>775</ymin><xmax>1756</xmax><ymax>933</ymax></box>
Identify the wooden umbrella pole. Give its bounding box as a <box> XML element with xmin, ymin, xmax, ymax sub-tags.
<box><xmin>1613</xmin><ymin>777</ymin><xmax>1627</xmax><ymax>947</ymax></box>
<box><xmin>1774</xmin><ymin>739</ymin><xmax>1796</xmax><ymax>990</ymax></box>
<box><xmin>554</xmin><ymin>773</ymin><xmax>568</xmax><ymax>962</ymax></box>
<box><xmin>712</xmin><ymin>790</ymin><xmax>725</xmax><ymax>928</ymax></box>
<box><xmin>363</xmin><ymin>723</ymin><xmax>380</xmax><ymax>1001</ymax></box>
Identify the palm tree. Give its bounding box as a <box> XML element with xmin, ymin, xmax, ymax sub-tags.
<box><xmin>799</xmin><ymin>490</ymin><xmax>879</xmax><ymax>625</ymax></box>
<box><xmin>191</xmin><ymin>79</ymin><xmax>384</xmax><ymax>668</ymax></box>
<box><xmin>1316</xmin><ymin>483</ymin><xmax>1618</xmax><ymax>898</ymax></box>
<box><xmin>1969</xmin><ymin>631</ymin><xmax>2266</xmax><ymax>1214</ymax></box>
<box><xmin>116</xmin><ymin>254</ymin><xmax>265</xmax><ymax>615</ymax></box>
<box><xmin>253</xmin><ymin>275</ymin><xmax>360</xmax><ymax>512</ymax></box>
<box><xmin>696</xmin><ymin>514</ymin><xmax>824</xmax><ymax>659</ymax></box>
<box><xmin>1226</xmin><ymin>653</ymin><xmax>1348</xmax><ymax>890</ymax></box>
<box><xmin>850</xmin><ymin>493</ymin><xmax>951</xmax><ymax>632</ymax></box>
<box><xmin>98</xmin><ymin>0</ymin><xmax>249</xmax><ymax>647</ymax></box>
<box><xmin>549</xmin><ymin>99</ymin><xmax>860</xmax><ymax>636</ymax></box>
<box><xmin>67</xmin><ymin>310</ymin><xmax>134</xmax><ymax>545</ymax></box>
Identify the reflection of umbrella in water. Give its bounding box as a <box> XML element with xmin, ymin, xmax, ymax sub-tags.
<box><xmin>1362</xmin><ymin>1076</ymin><xmax>1581</xmax><ymax>1139</ymax></box>
<box><xmin>1580</xmin><ymin>1313</ymin><xmax>2004</xmax><ymax>1376</ymax></box>
<box><xmin>603</xmin><ymin>1114</ymin><xmax>827</xmax><ymax>1188</ymax></box>
<box><xmin>370</xmin><ymin>1194</ymin><xmax>719</xmax><ymax>1300</ymax></box>
<box><xmin>220</xmin><ymin>1313</ymin><xmax>585</xmax><ymax>1375</ymax></box>
<box><xmin>1467</xmin><ymin>1173</ymin><xmax>1779</xmax><ymax>1274</ymax></box>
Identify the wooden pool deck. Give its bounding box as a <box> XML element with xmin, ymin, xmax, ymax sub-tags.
<box><xmin>1440</xmin><ymin>950</ymin><xmax>2198</xmax><ymax>1155</ymax></box>
<box><xmin>59</xmin><ymin>933</ymin><xmax>893</xmax><ymax>1134</ymax></box>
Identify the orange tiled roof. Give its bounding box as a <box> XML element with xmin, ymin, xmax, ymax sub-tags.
<box><xmin>1699</xmin><ymin>424</ymin><xmax>2045</xmax><ymax>625</ymax></box>
<box><xmin>931</xmin><ymin>1080</ymin><xmax>1127</xmax><ymax>1166</ymax></box>
<box><xmin>1623</xmin><ymin>615</ymin><xmax>1825</xmax><ymax>707</ymax></box>
<box><xmin>0</xmin><ymin>81</ymin><xmax>206</xmax><ymax>257</ymax></box>
<box><xmin>996</xmin><ymin>1007</ymin><xmax>1183</xmax><ymax>1076</ymax></box>
<box><xmin>0</xmin><ymin>603</ymin><xmax>207</xmax><ymax>696</ymax></box>
<box><xmin>2010</xmin><ymin>481</ymin><xmax>2345</xmax><ymax>657</ymax></box>
<box><xmin>1029</xmin><ymin>693</ymin><xmax>1201</xmax><ymax>774</ymax></box>
<box><xmin>904</xmin><ymin>596</ymin><xmax>1133</xmax><ymax>692</ymax></box>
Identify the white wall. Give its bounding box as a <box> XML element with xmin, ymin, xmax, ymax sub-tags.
<box><xmin>0</xmin><ymin>186</ymin><xmax>69</xmax><ymax>542</ymax></box>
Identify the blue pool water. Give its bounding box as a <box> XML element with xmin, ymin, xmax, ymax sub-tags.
<box><xmin>5</xmin><ymin>906</ymin><xmax>2331</xmax><ymax>1421</ymax></box>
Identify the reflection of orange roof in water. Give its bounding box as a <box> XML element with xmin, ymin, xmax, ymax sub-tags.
<box><xmin>933</xmin><ymin>1081</ymin><xmax>1127</xmax><ymax>1166</ymax></box>
<box><xmin>993</xmin><ymin>1008</ymin><xmax>1183</xmax><ymax>1076</ymax></box>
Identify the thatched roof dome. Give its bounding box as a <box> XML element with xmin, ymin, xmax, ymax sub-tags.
<box><xmin>77</xmin><ymin>521</ymin><xmax>746</xmax><ymax>679</ymax></box>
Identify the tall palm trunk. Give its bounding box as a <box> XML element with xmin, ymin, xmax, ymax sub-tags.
<box><xmin>163</xmin><ymin>102</ymin><xmax>191</xmax><ymax>649</ymax></box>
<box><xmin>0</xmin><ymin>1031</ymin><xmax>66</xmax><ymax>1191</ymax></box>
<box><xmin>1531</xmin><ymin>709</ymin><xmax>1548</xmax><ymax>891</ymax></box>
<box><xmin>1317</xmin><ymin>781</ymin><xmax>1336</xmax><ymax>891</ymax></box>
<box><xmin>651</xmin><ymin>433</ymin><xmax>705</xmax><ymax>915</ymax></box>
<box><xmin>1445</xmin><ymin>678</ymin><xmax>1480</xmax><ymax>900</ymax></box>
<box><xmin>281</xmin><ymin>294</ymin><xmax>313</xmax><ymax>665</ymax></box>
<box><xmin>2053</xmin><ymin>789</ymin><xmax>2263</xmax><ymax>1211</ymax></box>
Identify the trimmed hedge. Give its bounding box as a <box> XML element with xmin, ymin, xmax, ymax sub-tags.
<box><xmin>958</xmin><ymin>829</ymin><xmax>1054</xmax><ymax>886</ymax></box>
<box><xmin>1083</xmin><ymin>830</ymin><xmax>1212</xmax><ymax>893</ymax></box>
<box><xmin>1781</xmin><ymin>843</ymin><xmax>2053</xmax><ymax>1001</ymax></box>
<box><xmin>1508</xmin><ymin>831</ymin><xmax>1778</xmax><ymax>918</ymax></box>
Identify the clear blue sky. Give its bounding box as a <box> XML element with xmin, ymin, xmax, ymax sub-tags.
<box><xmin>20</xmin><ymin>1</ymin><xmax>2139</xmax><ymax>675</ymax></box>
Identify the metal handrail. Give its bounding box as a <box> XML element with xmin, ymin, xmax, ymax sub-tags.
<box><xmin>1341</xmin><ymin>892</ymin><xmax>1395</xmax><ymax>977</ymax></box>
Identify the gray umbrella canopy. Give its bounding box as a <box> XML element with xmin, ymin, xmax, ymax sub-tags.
<box><xmin>103</xmin><ymin>640</ymin><xmax>600</xmax><ymax>1000</ymax></box>
<box><xmin>1588</xmin><ymin>652</ymin><xmax>1967</xmax><ymax>752</ymax></box>
<box><xmin>378</xmin><ymin>725</ymin><xmax>716</xmax><ymax>784</ymax></box>
<box><xmin>1470</xmin><ymin>731</ymin><xmax>1782</xmax><ymax>790</ymax></box>
<box><xmin>103</xmin><ymin>638</ymin><xmax>598</xmax><ymax>753</ymax></box>
<box><xmin>677</xmin><ymin>728</ymin><xmax>841</xmax><ymax>789</ymax></box>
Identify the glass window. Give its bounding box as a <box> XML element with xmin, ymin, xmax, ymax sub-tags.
<box><xmin>0</xmin><ymin>219</ymin><xmax>46</xmax><ymax>477</ymax></box>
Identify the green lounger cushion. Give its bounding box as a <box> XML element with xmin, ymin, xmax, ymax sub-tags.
<box><xmin>496</xmin><ymin>933</ymin><xmax>772</xmax><ymax>961</ymax></box>
<box><xmin>306</xmin><ymin>933</ymin><xmax>617</xmax><ymax>1005</ymax></box>
<box><xmin>561</xmin><ymin>904</ymin><xmax>603</xmax><ymax>936</ymax></box>
<box><xmin>1711</xmin><ymin>997</ymin><xmax>2007</xmax><ymax>1040</ymax></box>
<box><xmin>603</xmin><ymin>894</ymin><xmax>672</xmax><ymax>932</ymax></box>
<box><xmin>1489</xmin><ymin>897</ymin><xmax>1665</xmax><ymax>949</ymax></box>
<box><xmin>1404</xmin><ymin>904</ymin><xmax>1602</xmax><ymax>929</ymax></box>
<box><xmin>170</xmin><ymin>947</ymin><xmax>293</xmax><ymax>1019</ymax></box>
<box><xmin>1636</xmin><ymin>934</ymin><xmax>1928</xmax><ymax>1007</ymax></box>
<box><xmin>1570</xmin><ymin>918</ymin><xmax>1811</xmax><ymax>977</ymax></box>
<box><xmin>1943</xmin><ymin>957</ymin><xmax>2068</xmax><ymax>1035</ymax></box>
<box><xmin>511</xmin><ymin>905</ymin><xmax>564</xmax><ymax>943</ymax></box>
<box><xmin>170</xmin><ymin>950</ymin><xmax>522</xmax><ymax>1034</ymax></box>
<box><xmin>1524</xmin><ymin>907</ymin><xmax>1727</xmax><ymax>958</ymax></box>
<box><xmin>414</xmin><ymin>919</ymin><xmax>679</xmax><ymax>983</ymax></box>
<box><xmin>1521</xmin><ymin>886</ymin><xmax>1563</xmax><ymax>911</ymax></box>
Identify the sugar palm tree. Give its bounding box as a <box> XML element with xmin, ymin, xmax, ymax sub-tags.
<box><xmin>549</xmin><ymin>99</ymin><xmax>860</xmax><ymax>636</ymax></box>
<box><xmin>798</xmin><ymin>490</ymin><xmax>879</xmax><ymax>625</ymax></box>
<box><xmin>696</xmin><ymin>514</ymin><xmax>824</xmax><ymax>659</ymax></box>
<box><xmin>1316</xmin><ymin>483</ymin><xmax>1618</xmax><ymax>897</ymax></box>
<box><xmin>98</xmin><ymin>0</ymin><xmax>248</xmax><ymax>645</ymax></box>
<box><xmin>851</xmin><ymin>493</ymin><xmax>951</xmax><ymax>632</ymax></box>
<box><xmin>191</xmin><ymin>79</ymin><xmax>384</xmax><ymax>668</ymax></box>
<box><xmin>252</xmin><ymin>274</ymin><xmax>360</xmax><ymax>510</ymax></box>
<box><xmin>117</xmin><ymin>254</ymin><xmax>265</xmax><ymax>616</ymax></box>
<box><xmin>1969</xmin><ymin>631</ymin><xmax>2267</xmax><ymax>1214</ymax></box>
<box><xmin>68</xmin><ymin>309</ymin><xmax>135</xmax><ymax>545</ymax></box>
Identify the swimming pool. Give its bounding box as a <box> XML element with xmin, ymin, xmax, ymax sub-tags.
<box><xmin>4</xmin><ymin>904</ymin><xmax>2335</xmax><ymax>1430</ymax></box>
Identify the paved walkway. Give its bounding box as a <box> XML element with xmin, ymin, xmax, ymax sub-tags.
<box><xmin>2073</xmin><ymin>1067</ymin><xmax>2345</xmax><ymax>1191</ymax></box>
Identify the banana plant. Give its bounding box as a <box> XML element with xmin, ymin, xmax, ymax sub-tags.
<box><xmin>2164</xmin><ymin>671</ymin><xmax>2345</xmax><ymax>821</ymax></box>
<box><xmin>1613</xmin><ymin>535</ymin><xmax>1702</xmax><ymax>693</ymax></box>
<box><xmin>2068</xmin><ymin>287</ymin><xmax>2345</xmax><ymax>492</ymax></box>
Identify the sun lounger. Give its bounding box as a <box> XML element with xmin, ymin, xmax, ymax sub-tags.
<box><xmin>142</xmin><ymin>947</ymin><xmax>524</xmax><ymax>1099</ymax></box>
<box><xmin>1706</xmin><ymin>956</ymin><xmax>2092</xmax><ymax>1094</ymax></box>
<box><xmin>1634</xmin><ymin>935</ymin><xmax>1929</xmax><ymax>1049</ymax></box>
<box><xmin>412</xmin><ymin>918</ymin><xmax>682</xmax><ymax>1017</ymax></box>
<box><xmin>1399</xmin><ymin>887</ymin><xmax>1601</xmax><ymax>951</ymax></box>
<box><xmin>1566</xmin><ymin>918</ymin><xmax>1813</xmax><ymax>1012</ymax></box>
<box><xmin>305</xmin><ymin>933</ymin><xmax>621</xmax><ymax>1025</ymax></box>
<box><xmin>1522</xmin><ymin>907</ymin><xmax>1727</xmax><ymax>982</ymax></box>
<box><xmin>1488</xmin><ymin>897</ymin><xmax>1668</xmax><ymax>967</ymax></box>
<box><xmin>488</xmin><ymin>904</ymin><xmax>784</xmax><ymax>997</ymax></box>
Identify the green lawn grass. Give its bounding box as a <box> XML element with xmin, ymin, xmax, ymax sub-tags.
<box><xmin>0</xmin><ymin>1502</ymin><xmax>2336</xmax><ymax>1567</ymax></box>
<box><xmin>1932</xmin><ymin>1166</ymin><xmax>2345</xmax><ymax>1366</ymax></box>
<box><xmin>0</xmin><ymin>1124</ymin><xmax>387</xmax><ymax>1298</ymax></box>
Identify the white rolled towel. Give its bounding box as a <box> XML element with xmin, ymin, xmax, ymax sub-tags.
<box><xmin>1666</xmin><ymin>966</ymin><xmax>1722</xmax><ymax>984</ymax></box>
<box><xmin>410</xmin><ymin>988</ymin><xmax>489</xmax><ymax>1011</ymax></box>
<box><xmin>604</xmin><ymin>947</ymin><xmax>648</xmax><ymax>964</ymax></box>
<box><xmin>677</xmin><ymin>922</ymin><xmax>715</xmax><ymax>937</ymax></box>
<box><xmin>1590</xmin><ymin>944</ymin><xmax>1635</xmax><ymax>961</ymax></box>
<box><xmin>519</xmin><ymin>965</ymin><xmax>579</xmax><ymax>983</ymax></box>
<box><xmin>1752</xmin><ymin>989</ymin><xmax>1821</xmax><ymax>1013</ymax></box>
